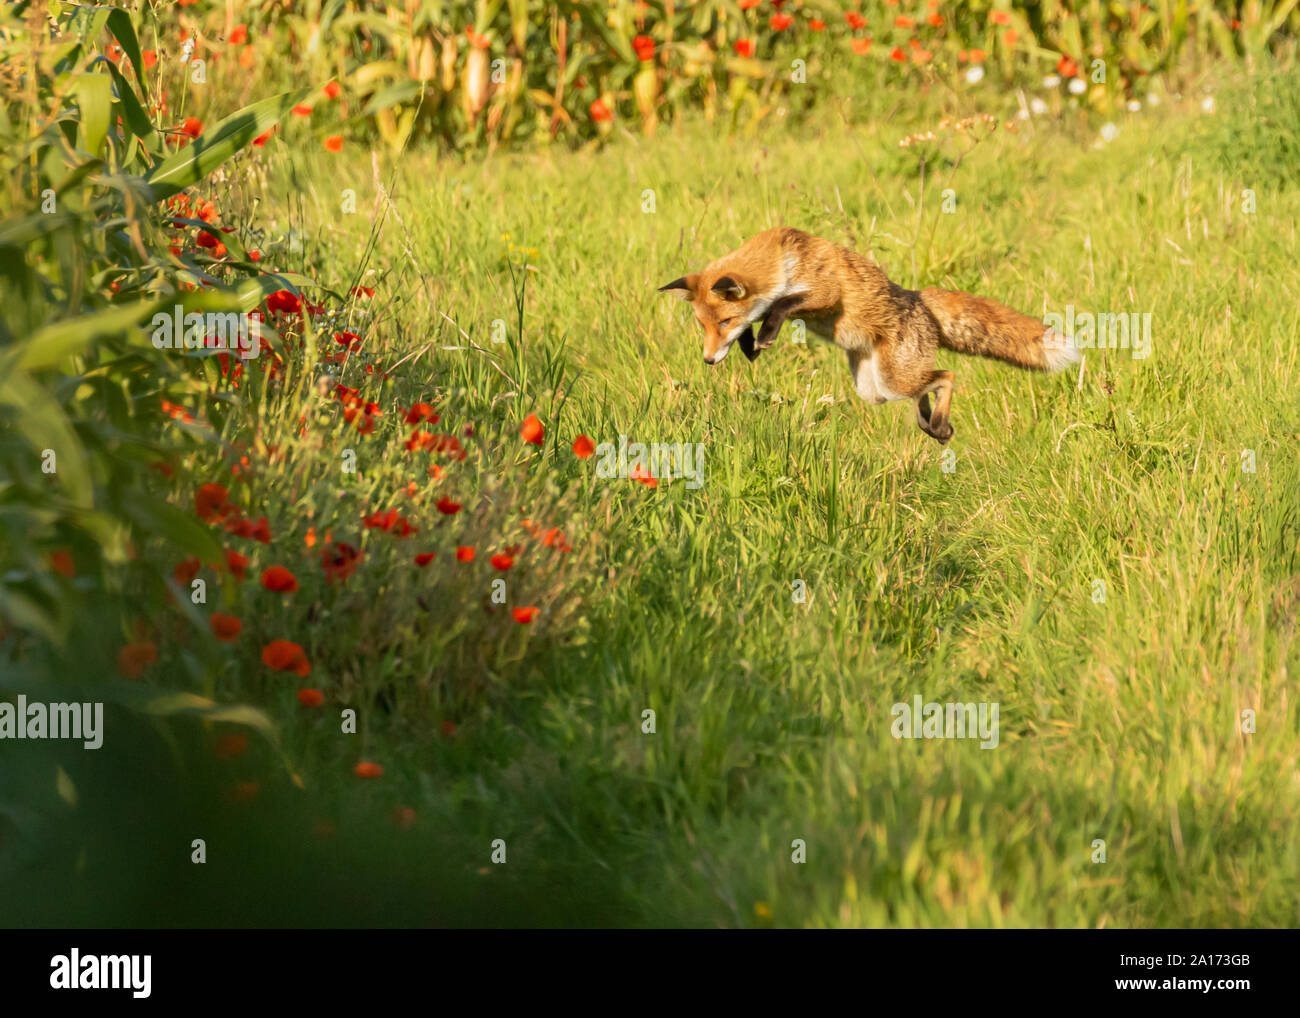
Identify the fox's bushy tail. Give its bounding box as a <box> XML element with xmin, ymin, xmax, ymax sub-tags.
<box><xmin>920</xmin><ymin>288</ymin><xmax>1078</xmax><ymax>372</ymax></box>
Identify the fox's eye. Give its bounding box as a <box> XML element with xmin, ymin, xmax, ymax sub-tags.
<box><xmin>717</xmin><ymin>319</ymin><xmax>732</xmax><ymax>329</ymax></box>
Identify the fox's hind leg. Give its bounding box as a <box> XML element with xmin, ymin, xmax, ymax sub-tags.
<box><xmin>914</xmin><ymin>370</ymin><xmax>955</xmax><ymax>443</ymax></box>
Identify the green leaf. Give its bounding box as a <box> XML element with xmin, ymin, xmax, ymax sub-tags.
<box><xmin>0</xmin><ymin>370</ymin><xmax>92</xmax><ymax>508</ymax></box>
<box><xmin>71</xmin><ymin>72</ymin><xmax>112</xmax><ymax>158</ymax></box>
<box><xmin>143</xmin><ymin>89</ymin><xmax>313</xmax><ymax>203</ymax></box>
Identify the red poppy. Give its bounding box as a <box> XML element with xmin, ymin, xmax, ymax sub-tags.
<box><xmin>733</xmin><ymin>39</ymin><xmax>754</xmax><ymax>58</ymax></box>
<box><xmin>266</xmin><ymin>289</ymin><xmax>301</xmax><ymax>314</ymax></box>
<box><xmin>180</xmin><ymin>117</ymin><xmax>203</xmax><ymax>138</ymax></box>
<box><xmin>521</xmin><ymin>414</ymin><xmax>544</xmax><ymax>445</ymax></box>
<box><xmin>414</xmin><ymin>552</ymin><xmax>436</xmax><ymax>566</ymax></box>
<box><xmin>512</xmin><ymin>606</ymin><xmax>540</xmax><ymax>624</ymax></box>
<box><xmin>852</xmin><ymin>38</ymin><xmax>872</xmax><ymax>54</ymax></box>
<box><xmin>890</xmin><ymin>46</ymin><xmax>906</xmax><ymax>62</ymax></box>
<box><xmin>391</xmin><ymin>806</ymin><xmax>416</xmax><ymax>829</ymax></box>
<box><xmin>223</xmin><ymin>548</ymin><xmax>250</xmax><ymax>581</ymax></box>
<box><xmin>292</xmin><ymin>104</ymin><xmax>313</xmax><ymax>117</ymax></box>
<box><xmin>633</xmin><ymin>35</ymin><xmax>655</xmax><ymax>62</ymax></box>
<box><xmin>210</xmin><ymin>613</ymin><xmax>242</xmax><ymax>642</ymax></box>
<box><xmin>323</xmin><ymin>135</ymin><xmax>343</xmax><ymax>153</ymax></box>
<box><xmin>117</xmin><ymin>641</ymin><xmax>158</xmax><ymax>679</ymax></box>
<box><xmin>214</xmin><ymin>733</ymin><xmax>247</xmax><ymax>758</ymax></box>
<box><xmin>845</xmin><ymin>12</ymin><xmax>867</xmax><ymax>30</ymax></box>
<box><xmin>321</xmin><ymin>541</ymin><xmax>362</xmax><ymax>584</ymax></box>
<box><xmin>261</xmin><ymin>565</ymin><xmax>299</xmax><ymax>593</ymax></box>
<box><xmin>1003</xmin><ymin>29</ymin><xmax>1018</xmax><ymax>46</ymax></box>
<box><xmin>895</xmin><ymin>16</ymin><xmax>914</xmax><ymax>28</ymax></box>
<box><xmin>770</xmin><ymin>14</ymin><xmax>793</xmax><ymax>31</ymax></box>
<box><xmin>589</xmin><ymin>99</ymin><xmax>613</xmax><ymax>123</ymax></box>
<box><xmin>323</xmin><ymin>80</ymin><xmax>341</xmax><ymax>99</ymax></box>
<box><xmin>927</xmin><ymin>13</ymin><xmax>943</xmax><ymax>27</ymax></box>
<box><xmin>573</xmin><ymin>435</ymin><xmax>595</xmax><ymax>458</ymax></box>
<box><xmin>436</xmin><ymin>496</ymin><xmax>462</xmax><ymax>515</ymax></box>
<box><xmin>253</xmin><ymin>128</ymin><xmax>275</xmax><ymax>146</ymax></box>
<box><xmin>354</xmin><ymin>761</ymin><xmax>384</xmax><ymax>779</ymax></box>
<box><xmin>404</xmin><ymin>403</ymin><xmax>439</xmax><ymax>424</ymax></box>
<box><xmin>262</xmin><ymin>640</ymin><xmax>310</xmax><ymax>676</ymax></box>
<box><xmin>455</xmin><ymin>546</ymin><xmax>475</xmax><ymax>562</ymax></box>
<box><xmin>969</xmin><ymin>48</ymin><xmax>987</xmax><ymax>62</ymax></box>
<box><xmin>195</xmin><ymin>483</ymin><xmax>233</xmax><ymax>522</ymax></box>
<box><xmin>50</xmin><ymin>550</ymin><xmax>75</xmax><ymax>577</ymax></box>
<box><xmin>142</xmin><ymin>49</ymin><xmax>158</xmax><ymax>68</ymax></box>
<box><xmin>1056</xmin><ymin>56</ymin><xmax>1079</xmax><ymax>77</ymax></box>
<box><xmin>229</xmin><ymin>24</ymin><xmax>247</xmax><ymax>44</ymax></box>
<box><xmin>810</xmin><ymin>18</ymin><xmax>826</xmax><ymax>31</ymax></box>
<box><xmin>490</xmin><ymin>553</ymin><xmax>515</xmax><ymax>571</ymax></box>
<box><xmin>297</xmin><ymin>688</ymin><xmax>324</xmax><ymax>707</ymax></box>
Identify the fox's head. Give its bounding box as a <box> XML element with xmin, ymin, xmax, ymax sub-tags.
<box><xmin>657</xmin><ymin>272</ymin><xmax>762</xmax><ymax>365</ymax></box>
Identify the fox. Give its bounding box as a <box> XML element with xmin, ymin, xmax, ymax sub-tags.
<box><xmin>658</xmin><ymin>227</ymin><xmax>1077</xmax><ymax>443</ymax></box>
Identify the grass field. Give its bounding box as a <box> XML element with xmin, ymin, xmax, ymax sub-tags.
<box><xmin>8</xmin><ymin>70</ymin><xmax>1300</xmax><ymax>929</ymax></box>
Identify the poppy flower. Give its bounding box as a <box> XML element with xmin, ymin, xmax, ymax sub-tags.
<box><xmin>573</xmin><ymin>434</ymin><xmax>595</xmax><ymax>458</ymax></box>
<box><xmin>1003</xmin><ymin>30</ymin><xmax>1018</xmax><ymax>46</ymax></box>
<box><xmin>117</xmin><ymin>641</ymin><xmax>158</xmax><ymax>679</ymax></box>
<box><xmin>895</xmin><ymin>16</ymin><xmax>915</xmax><ymax>28</ymax></box>
<box><xmin>213</xmin><ymin>733</ymin><xmax>248</xmax><ymax>758</ymax></box>
<box><xmin>927</xmin><ymin>13</ymin><xmax>943</xmax><ymax>27</ymax></box>
<box><xmin>261</xmin><ymin>565</ymin><xmax>299</xmax><ymax>593</ymax></box>
<box><xmin>210</xmin><ymin>612</ymin><xmax>242</xmax><ymax>642</ymax></box>
<box><xmin>810</xmin><ymin>19</ymin><xmax>826</xmax><ymax>32</ymax></box>
<box><xmin>253</xmin><ymin>128</ymin><xmax>275</xmax><ymax>146</ymax></box>
<box><xmin>990</xmin><ymin>10</ymin><xmax>1011</xmax><ymax>26</ymax></box>
<box><xmin>323</xmin><ymin>80</ymin><xmax>341</xmax><ymax>99</ymax></box>
<box><xmin>969</xmin><ymin>48</ymin><xmax>987</xmax><ymax>62</ymax></box>
<box><xmin>490</xmin><ymin>553</ymin><xmax>515</xmax><ymax>571</ymax></box>
<box><xmin>195</xmin><ymin>483</ymin><xmax>233</xmax><ymax>522</ymax></box>
<box><xmin>322</xmin><ymin>541</ymin><xmax>362</xmax><ymax>584</ymax></box>
<box><xmin>323</xmin><ymin>134</ymin><xmax>343</xmax><ymax>153</ymax></box>
<box><xmin>852</xmin><ymin>38</ymin><xmax>872</xmax><ymax>54</ymax></box>
<box><xmin>262</xmin><ymin>640</ymin><xmax>310</xmax><ymax>676</ymax></box>
<box><xmin>223</xmin><ymin>548</ymin><xmax>250</xmax><ymax>581</ymax></box>
<box><xmin>404</xmin><ymin>403</ymin><xmax>439</xmax><ymax>424</ymax></box>
<box><xmin>733</xmin><ymin>39</ymin><xmax>754</xmax><ymax>58</ymax></box>
<box><xmin>633</xmin><ymin>35</ymin><xmax>655</xmax><ymax>62</ymax></box>
<box><xmin>740</xmin><ymin>0</ymin><xmax>760</xmax><ymax>9</ymax></box>
<box><xmin>50</xmin><ymin>550</ymin><xmax>75</xmax><ymax>577</ymax></box>
<box><xmin>890</xmin><ymin>46</ymin><xmax>906</xmax><ymax>62</ymax></box>
<box><xmin>436</xmin><ymin>496</ymin><xmax>462</xmax><ymax>515</ymax></box>
<box><xmin>845</xmin><ymin>13</ymin><xmax>867</xmax><ymax>30</ymax></box>
<box><xmin>511</xmin><ymin>606</ymin><xmax>540</xmax><ymax>624</ymax></box>
<box><xmin>266</xmin><ymin>289</ymin><xmax>301</xmax><ymax>314</ymax></box>
<box><xmin>521</xmin><ymin>414</ymin><xmax>544</xmax><ymax>445</ymax></box>
<box><xmin>391</xmin><ymin>807</ymin><xmax>416</xmax><ymax>829</ymax></box>
<box><xmin>589</xmin><ymin>99</ymin><xmax>613</xmax><ymax>123</ymax></box>
<box><xmin>1056</xmin><ymin>56</ymin><xmax>1079</xmax><ymax>77</ymax></box>
<box><xmin>229</xmin><ymin>24</ymin><xmax>247</xmax><ymax>44</ymax></box>
<box><xmin>297</xmin><ymin>688</ymin><xmax>324</xmax><ymax>707</ymax></box>
<box><xmin>354</xmin><ymin>761</ymin><xmax>384</xmax><ymax>779</ymax></box>
<box><xmin>292</xmin><ymin>104</ymin><xmax>313</xmax><ymax>117</ymax></box>
<box><xmin>143</xmin><ymin>49</ymin><xmax>158</xmax><ymax>68</ymax></box>
<box><xmin>414</xmin><ymin>552</ymin><xmax>436</xmax><ymax>566</ymax></box>
<box><xmin>455</xmin><ymin>546</ymin><xmax>475</xmax><ymax>562</ymax></box>
<box><xmin>770</xmin><ymin>14</ymin><xmax>793</xmax><ymax>30</ymax></box>
<box><xmin>180</xmin><ymin>116</ymin><xmax>203</xmax><ymax>138</ymax></box>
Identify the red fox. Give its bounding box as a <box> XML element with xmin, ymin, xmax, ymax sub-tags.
<box><xmin>659</xmin><ymin>227</ymin><xmax>1076</xmax><ymax>443</ymax></box>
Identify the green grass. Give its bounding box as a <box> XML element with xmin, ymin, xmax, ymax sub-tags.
<box><xmin>11</xmin><ymin>74</ymin><xmax>1300</xmax><ymax>929</ymax></box>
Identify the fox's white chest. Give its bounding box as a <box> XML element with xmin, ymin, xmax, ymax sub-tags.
<box><xmin>847</xmin><ymin>350</ymin><xmax>906</xmax><ymax>405</ymax></box>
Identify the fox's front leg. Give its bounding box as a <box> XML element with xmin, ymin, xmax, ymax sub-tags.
<box><xmin>914</xmin><ymin>371</ymin><xmax>955</xmax><ymax>443</ymax></box>
<box><xmin>739</xmin><ymin>295</ymin><xmax>804</xmax><ymax>362</ymax></box>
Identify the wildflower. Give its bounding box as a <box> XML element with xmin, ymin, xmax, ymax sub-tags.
<box><xmin>261</xmin><ymin>565</ymin><xmax>299</xmax><ymax>593</ymax></box>
<box><xmin>262</xmin><ymin>640</ymin><xmax>310</xmax><ymax>676</ymax></box>
<box><xmin>210</xmin><ymin>613</ymin><xmax>242</xmax><ymax>641</ymax></box>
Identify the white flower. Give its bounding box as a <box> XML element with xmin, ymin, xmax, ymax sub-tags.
<box><xmin>1030</xmin><ymin>97</ymin><xmax>1049</xmax><ymax>115</ymax></box>
<box><xmin>1127</xmin><ymin>99</ymin><xmax>1141</xmax><ymax>112</ymax></box>
<box><xmin>1099</xmin><ymin>122</ymin><xmax>1119</xmax><ymax>143</ymax></box>
<box><xmin>1068</xmin><ymin>78</ymin><xmax>1087</xmax><ymax>95</ymax></box>
<box><xmin>965</xmin><ymin>65</ymin><xmax>985</xmax><ymax>85</ymax></box>
<box><xmin>1146</xmin><ymin>93</ymin><xmax>1161</xmax><ymax>106</ymax></box>
<box><xmin>1201</xmin><ymin>96</ymin><xmax>1216</xmax><ymax>113</ymax></box>
<box><xmin>1042</xmin><ymin>75</ymin><xmax>1060</xmax><ymax>88</ymax></box>
<box><xmin>1017</xmin><ymin>108</ymin><xmax>1031</xmax><ymax>120</ymax></box>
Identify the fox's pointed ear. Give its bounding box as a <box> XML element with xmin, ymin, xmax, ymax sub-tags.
<box><xmin>658</xmin><ymin>274</ymin><xmax>698</xmax><ymax>300</ymax></box>
<box><xmin>711</xmin><ymin>275</ymin><xmax>747</xmax><ymax>301</ymax></box>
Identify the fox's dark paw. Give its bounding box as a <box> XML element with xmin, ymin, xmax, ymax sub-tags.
<box><xmin>924</xmin><ymin>417</ymin><xmax>953</xmax><ymax>443</ymax></box>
